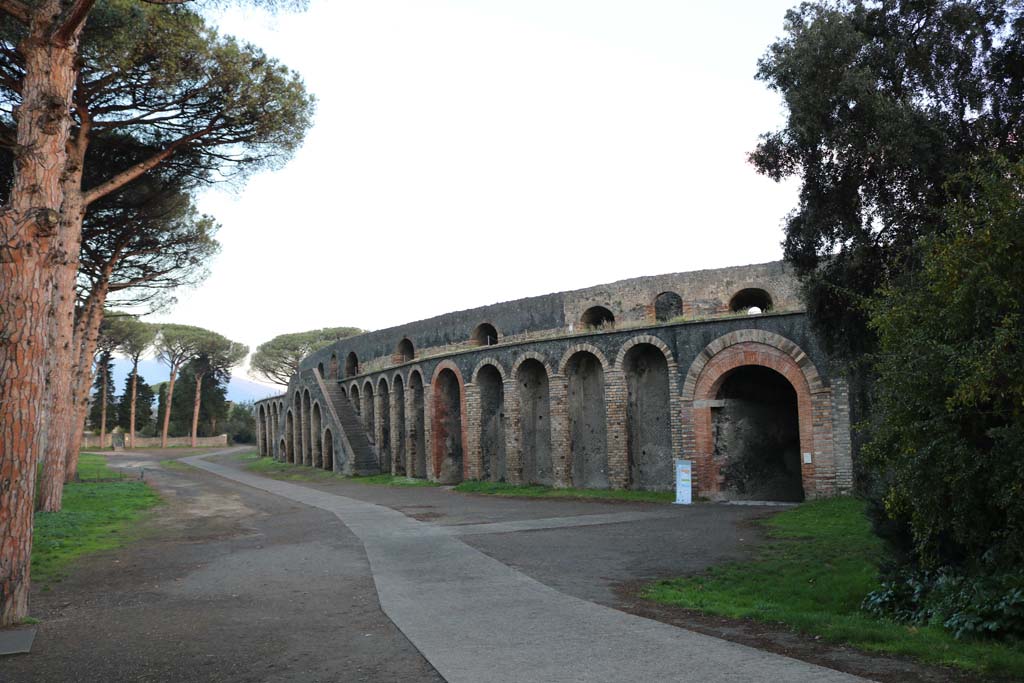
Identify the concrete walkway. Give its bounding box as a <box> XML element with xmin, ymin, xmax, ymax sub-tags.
<box><xmin>185</xmin><ymin>453</ymin><xmax>871</xmax><ymax>683</ymax></box>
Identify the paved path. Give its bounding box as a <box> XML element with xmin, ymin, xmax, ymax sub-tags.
<box><xmin>185</xmin><ymin>452</ymin><xmax>871</xmax><ymax>683</ymax></box>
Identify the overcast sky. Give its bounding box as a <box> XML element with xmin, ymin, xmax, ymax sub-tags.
<box><xmin>147</xmin><ymin>0</ymin><xmax>801</xmax><ymax>388</ymax></box>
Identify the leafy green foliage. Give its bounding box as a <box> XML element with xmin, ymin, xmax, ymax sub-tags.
<box><xmin>864</xmin><ymin>158</ymin><xmax>1024</xmax><ymax>571</ymax></box>
<box><xmin>169</xmin><ymin>358</ymin><xmax>229</xmax><ymax>437</ymax></box>
<box><xmin>642</xmin><ymin>499</ymin><xmax>1024</xmax><ymax>676</ymax></box>
<box><xmin>753</xmin><ymin>0</ymin><xmax>1024</xmax><ymax>357</ymax></box>
<box><xmin>252</xmin><ymin>327</ymin><xmax>364</xmax><ymax>386</ymax></box>
<box><xmin>224</xmin><ymin>401</ymin><xmax>256</xmax><ymax>444</ymax></box>
<box><xmin>864</xmin><ymin>567</ymin><xmax>1024</xmax><ymax>640</ymax></box>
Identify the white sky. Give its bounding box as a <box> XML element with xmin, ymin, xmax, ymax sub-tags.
<box><xmin>148</xmin><ymin>0</ymin><xmax>800</xmax><ymax>386</ymax></box>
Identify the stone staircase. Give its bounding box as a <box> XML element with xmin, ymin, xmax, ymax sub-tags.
<box><xmin>312</xmin><ymin>372</ymin><xmax>379</xmax><ymax>475</ymax></box>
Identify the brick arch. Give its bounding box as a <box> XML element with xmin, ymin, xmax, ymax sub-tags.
<box><xmin>376</xmin><ymin>374</ymin><xmax>391</xmax><ymax>392</ymax></box>
<box><xmin>682</xmin><ymin>330</ymin><xmax>835</xmax><ymax>499</ymax></box>
<box><xmin>430</xmin><ymin>360</ymin><xmax>468</xmax><ymax>483</ymax></box>
<box><xmin>511</xmin><ymin>351</ymin><xmax>555</xmax><ymax>378</ymax></box>
<box><xmin>682</xmin><ymin>329</ymin><xmax>824</xmax><ymax>399</ymax></box>
<box><xmin>557</xmin><ymin>343</ymin><xmax>611</xmax><ymax>375</ymax></box>
<box><xmin>614</xmin><ymin>334</ymin><xmax>676</xmax><ymax>369</ymax></box>
<box><xmin>392</xmin><ymin>370</ymin><xmax>406</xmax><ymax>388</ymax></box>
<box><xmin>406</xmin><ymin>364</ymin><xmax>425</xmax><ymax>386</ymax></box>
<box><xmin>470</xmin><ymin>357</ymin><xmax>508</xmax><ymax>384</ymax></box>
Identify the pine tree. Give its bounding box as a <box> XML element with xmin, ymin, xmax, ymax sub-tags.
<box><xmin>117</xmin><ymin>374</ymin><xmax>154</xmax><ymax>434</ymax></box>
<box><xmin>87</xmin><ymin>352</ymin><xmax>118</xmax><ymax>436</ymax></box>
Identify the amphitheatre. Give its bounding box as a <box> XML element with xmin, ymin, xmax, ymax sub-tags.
<box><xmin>256</xmin><ymin>260</ymin><xmax>853</xmax><ymax>503</ymax></box>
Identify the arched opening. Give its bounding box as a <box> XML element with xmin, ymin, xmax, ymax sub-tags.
<box><xmin>329</xmin><ymin>353</ymin><xmax>339</xmax><ymax>380</ymax></box>
<box><xmin>279</xmin><ymin>438</ymin><xmax>287</xmax><ymax>462</ymax></box>
<box><xmin>293</xmin><ymin>392</ymin><xmax>303</xmax><ymax>466</ymax></box>
<box><xmin>477</xmin><ymin>365</ymin><xmax>506</xmax><ymax>482</ymax></box>
<box><xmin>302</xmin><ymin>390</ymin><xmax>312</xmax><ymax>466</ymax></box>
<box><xmin>378</xmin><ymin>377</ymin><xmax>391</xmax><ymax>473</ymax></box>
<box><xmin>654</xmin><ymin>292</ymin><xmax>683</xmax><ymax>322</ymax></box>
<box><xmin>345</xmin><ymin>351</ymin><xmax>359</xmax><ymax>377</ymax></box>
<box><xmin>517</xmin><ymin>359</ymin><xmax>552</xmax><ymax>486</ymax></box>
<box><xmin>393</xmin><ymin>375</ymin><xmax>407</xmax><ymax>475</ymax></box>
<box><xmin>566</xmin><ymin>352</ymin><xmax>607</xmax><ymax>488</ymax></box>
<box><xmin>257</xmin><ymin>405</ymin><xmax>267</xmax><ymax>456</ymax></box>
<box><xmin>624</xmin><ymin>343</ymin><xmax>672</xmax><ymax>490</ymax></box>
<box><xmin>713</xmin><ymin>366</ymin><xmax>803</xmax><ymax>501</ymax></box>
<box><xmin>410</xmin><ymin>371</ymin><xmax>426</xmax><ymax>478</ymax></box>
<box><xmin>285</xmin><ymin>411</ymin><xmax>295</xmax><ymax>463</ymax></box>
<box><xmin>317</xmin><ymin>362</ymin><xmax>325</xmax><ymax>377</ymax></box>
<box><xmin>311</xmin><ymin>402</ymin><xmax>323</xmax><ymax>468</ymax></box>
<box><xmin>396</xmin><ymin>338</ymin><xmax>415</xmax><ymax>362</ymax></box>
<box><xmin>471</xmin><ymin>323</ymin><xmax>499</xmax><ymax>347</ymax></box>
<box><xmin>362</xmin><ymin>381</ymin><xmax>375</xmax><ymax>441</ymax></box>
<box><xmin>432</xmin><ymin>368</ymin><xmax>464</xmax><ymax>483</ymax></box>
<box><xmin>581</xmin><ymin>306</ymin><xmax>615</xmax><ymax>329</ymax></box>
<box><xmin>350</xmin><ymin>384</ymin><xmax>360</xmax><ymax>415</ymax></box>
<box><xmin>323</xmin><ymin>428</ymin><xmax>335</xmax><ymax>471</ymax></box>
<box><xmin>729</xmin><ymin>288</ymin><xmax>773</xmax><ymax>314</ymax></box>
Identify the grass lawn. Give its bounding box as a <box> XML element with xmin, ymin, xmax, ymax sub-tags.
<box><xmin>32</xmin><ymin>455</ymin><xmax>161</xmax><ymax>588</ymax></box>
<box><xmin>74</xmin><ymin>452</ymin><xmax>123</xmax><ymax>480</ymax></box>
<box><xmin>240</xmin><ymin>453</ymin><xmax>438</xmax><ymax>487</ymax></box>
<box><xmin>642</xmin><ymin>498</ymin><xmax>1024</xmax><ymax>677</ymax></box>
<box><xmin>454</xmin><ymin>480</ymin><xmax>675</xmax><ymax>504</ymax></box>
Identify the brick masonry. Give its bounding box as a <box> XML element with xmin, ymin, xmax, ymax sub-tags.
<box><xmin>255</xmin><ymin>261</ymin><xmax>854</xmax><ymax>499</ymax></box>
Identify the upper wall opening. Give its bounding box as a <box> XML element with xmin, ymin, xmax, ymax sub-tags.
<box><xmin>472</xmin><ymin>323</ymin><xmax>499</xmax><ymax>346</ymax></box>
<box><xmin>654</xmin><ymin>291</ymin><xmax>683</xmax><ymax>322</ymax></box>
<box><xmin>729</xmin><ymin>288</ymin><xmax>773</xmax><ymax>314</ymax></box>
<box><xmin>581</xmin><ymin>306</ymin><xmax>615</xmax><ymax>329</ymax></box>
<box><xmin>396</xmin><ymin>338</ymin><xmax>415</xmax><ymax>362</ymax></box>
<box><xmin>345</xmin><ymin>351</ymin><xmax>359</xmax><ymax>377</ymax></box>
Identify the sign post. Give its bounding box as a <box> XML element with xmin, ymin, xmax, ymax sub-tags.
<box><xmin>674</xmin><ymin>459</ymin><xmax>693</xmax><ymax>505</ymax></box>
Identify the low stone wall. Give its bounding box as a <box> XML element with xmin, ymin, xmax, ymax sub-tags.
<box><xmin>81</xmin><ymin>433</ymin><xmax>228</xmax><ymax>449</ymax></box>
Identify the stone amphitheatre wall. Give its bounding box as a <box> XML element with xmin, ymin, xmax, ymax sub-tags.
<box><xmin>254</xmin><ymin>261</ymin><xmax>853</xmax><ymax>501</ymax></box>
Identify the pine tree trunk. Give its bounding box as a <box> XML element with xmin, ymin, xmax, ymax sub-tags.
<box><xmin>190</xmin><ymin>373</ymin><xmax>204</xmax><ymax>448</ymax></box>
<box><xmin>0</xmin><ymin>6</ymin><xmax>82</xmax><ymax>627</ymax></box>
<box><xmin>130</xmin><ymin>364</ymin><xmax>138</xmax><ymax>449</ymax></box>
<box><xmin>63</xmin><ymin>274</ymin><xmax>111</xmax><ymax>483</ymax></box>
<box><xmin>99</xmin><ymin>363</ymin><xmax>109</xmax><ymax>450</ymax></box>
<box><xmin>161</xmin><ymin>366</ymin><xmax>178</xmax><ymax>449</ymax></box>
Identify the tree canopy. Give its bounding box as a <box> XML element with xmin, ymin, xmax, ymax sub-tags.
<box><xmin>752</xmin><ymin>0</ymin><xmax>1024</xmax><ymax>356</ymax></box>
<box><xmin>252</xmin><ymin>327</ymin><xmax>364</xmax><ymax>386</ymax></box>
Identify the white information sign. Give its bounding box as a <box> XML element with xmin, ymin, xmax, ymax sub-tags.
<box><xmin>674</xmin><ymin>459</ymin><xmax>693</xmax><ymax>505</ymax></box>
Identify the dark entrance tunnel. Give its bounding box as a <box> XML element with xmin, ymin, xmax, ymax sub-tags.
<box><xmin>477</xmin><ymin>365</ymin><xmax>507</xmax><ymax>482</ymax></box>
<box><xmin>566</xmin><ymin>352</ymin><xmax>607</xmax><ymax>489</ymax></box>
<box><xmin>712</xmin><ymin>365</ymin><xmax>803</xmax><ymax>502</ymax></box>
<box><xmin>517</xmin><ymin>359</ymin><xmax>553</xmax><ymax>486</ymax></box>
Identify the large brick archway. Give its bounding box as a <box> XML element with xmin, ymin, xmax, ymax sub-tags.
<box><xmin>681</xmin><ymin>330</ymin><xmax>838</xmax><ymax>499</ymax></box>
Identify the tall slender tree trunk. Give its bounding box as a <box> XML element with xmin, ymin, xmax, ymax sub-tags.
<box><xmin>63</xmin><ymin>267</ymin><xmax>112</xmax><ymax>484</ymax></box>
<box><xmin>190</xmin><ymin>373</ymin><xmax>205</xmax><ymax>448</ymax></box>
<box><xmin>99</xmin><ymin>362</ymin><xmax>109</xmax><ymax>450</ymax></box>
<box><xmin>129</xmin><ymin>363</ymin><xmax>139</xmax><ymax>449</ymax></box>
<box><xmin>161</xmin><ymin>365</ymin><xmax>179</xmax><ymax>449</ymax></box>
<box><xmin>0</xmin><ymin>6</ymin><xmax>83</xmax><ymax>626</ymax></box>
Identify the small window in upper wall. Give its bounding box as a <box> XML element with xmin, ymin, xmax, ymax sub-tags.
<box><xmin>729</xmin><ymin>288</ymin><xmax>773</xmax><ymax>314</ymax></box>
<box><xmin>580</xmin><ymin>305</ymin><xmax>615</xmax><ymax>329</ymax></box>
<box><xmin>654</xmin><ymin>291</ymin><xmax>683</xmax><ymax>322</ymax></box>
<box><xmin>397</xmin><ymin>338</ymin><xmax>415</xmax><ymax>361</ymax></box>
<box><xmin>317</xmin><ymin>362</ymin><xmax>325</xmax><ymax>377</ymax></box>
<box><xmin>345</xmin><ymin>351</ymin><xmax>359</xmax><ymax>377</ymax></box>
<box><xmin>329</xmin><ymin>353</ymin><xmax>339</xmax><ymax>380</ymax></box>
<box><xmin>472</xmin><ymin>323</ymin><xmax>499</xmax><ymax>346</ymax></box>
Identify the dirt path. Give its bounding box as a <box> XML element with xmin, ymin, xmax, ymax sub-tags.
<box><xmin>4</xmin><ymin>448</ymin><xmax>440</xmax><ymax>682</ymax></box>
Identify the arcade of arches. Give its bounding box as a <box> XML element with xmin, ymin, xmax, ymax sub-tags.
<box><xmin>256</xmin><ymin>330</ymin><xmax>853</xmax><ymax>501</ymax></box>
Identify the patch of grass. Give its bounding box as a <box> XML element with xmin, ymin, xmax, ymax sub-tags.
<box><xmin>453</xmin><ymin>480</ymin><xmax>675</xmax><ymax>504</ymax></box>
<box><xmin>240</xmin><ymin>455</ymin><xmax>438</xmax><ymax>487</ymax></box>
<box><xmin>32</xmin><ymin>479</ymin><xmax>161</xmax><ymax>587</ymax></box>
<box><xmin>642</xmin><ymin>498</ymin><xmax>1024</xmax><ymax>677</ymax></box>
<box><xmin>74</xmin><ymin>452</ymin><xmax>122</xmax><ymax>481</ymax></box>
<box><xmin>159</xmin><ymin>459</ymin><xmax>193</xmax><ymax>472</ymax></box>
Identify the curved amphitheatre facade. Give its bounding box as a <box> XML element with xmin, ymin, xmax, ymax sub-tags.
<box><xmin>255</xmin><ymin>261</ymin><xmax>853</xmax><ymax>502</ymax></box>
